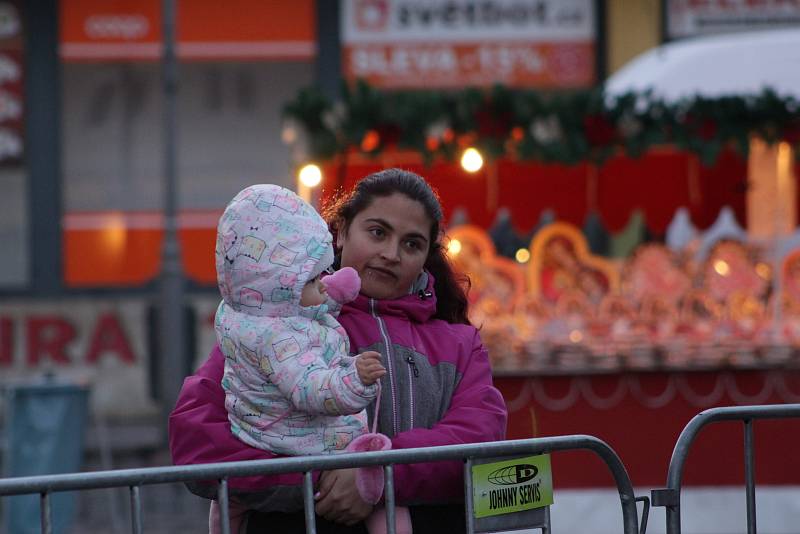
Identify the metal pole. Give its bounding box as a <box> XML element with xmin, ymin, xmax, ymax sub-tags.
<box><xmin>744</xmin><ymin>420</ymin><xmax>757</xmax><ymax>534</ymax></box>
<box><xmin>315</xmin><ymin>0</ymin><xmax>341</xmax><ymax>101</ymax></box>
<box><xmin>158</xmin><ymin>0</ymin><xmax>186</xmax><ymax>437</ymax></box>
<box><xmin>41</xmin><ymin>492</ymin><xmax>53</xmax><ymax>534</ymax></box>
<box><xmin>384</xmin><ymin>465</ymin><xmax>396</xmax><ymax>534</ymax></box>
<box><xmin>24</xmin><ymin>0</ymin><xmax>63</xmax><ymax>295</ymax></box>
<box><xmin>303</xmin><ymin>471</ymin><xmax>317</xmax><ymax>534</ymax></box>
<box><xmin>218</xmin><ymin>478</ymin><xmax>231</xmax><ymax>534</ymax></box>
<box><xmin>464</xmin><ymin>459</ymin><xmax>475</xmax><ymax>534</ymax></box>
<box><xmin>130</xmin><ymin>485</ymin><xmax>143</xmax><ymax>534</ymax></box>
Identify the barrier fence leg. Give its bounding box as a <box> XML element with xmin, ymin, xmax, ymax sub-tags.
<box><xmin>464</xmin><ymin>458</ymin><xmax>475</xmax><ymax>534</ymax></box>
<box><xmin>635</xmin><ymin>495</ymin><xmax>650</xmax><ymax>534</ymax></box>
<box><xmin>218</xmin><ymin>478</ymin><xmax>231</xmax><ymax>534</ymax></box>
<box><xmin>384</xmin><ymin>465</ymin><xmax>396</xmax><ymax>534</ymax></box>
<box><xmin>744</xmin><ymin>419</ymin><xmax>757</xmax><ymax>534</ymax></box>
<box><xmin>542</xmin><ymin>505</ymin><xmax>551</xmax><ymax>534</ymax></box>
<box><xmin>651</xmin><ymin>488</ymin><xmax>679</xmax><ymax>534</ymax></box>
<box><xmin>41</xmin><ymin>492</ymin><xmax>53</xmax><ymax>534</ymax></box>
<box><xmin>130</xmin><ymin>485</ymin><xmax>143</xmax><ymax>534</ymax></box>
<box><xmin>303</xmin><ymin>471</ymin><xmax>317</xmax><ymax>534</ymax></box>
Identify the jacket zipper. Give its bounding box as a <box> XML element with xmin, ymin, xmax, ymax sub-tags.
<box><xmin>370</xmin><ymin>299</ymin><xmax>399</xmax><ymax>436</ymax></box>
<box><xmin>406</xmin><ymin>355</ymin><xmax>416</xmax><ymax>429</ymax></box>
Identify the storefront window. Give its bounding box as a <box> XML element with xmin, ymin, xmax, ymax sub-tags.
<box><xmin>59</xmin><ymin>0</ymin><xmax>315</xmax><ymax>287</ymax></box>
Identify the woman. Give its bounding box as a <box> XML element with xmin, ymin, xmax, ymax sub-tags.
<box><xmin>169</xmin><ymin>168</ymin><xmax>508</xmax><ymax>533</ymax></box>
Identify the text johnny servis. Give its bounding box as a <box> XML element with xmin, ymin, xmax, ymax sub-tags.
<box><xmin>488</xmin><ymin>481</ymin><xmax>542</xmax><ymax>510</ymax></box>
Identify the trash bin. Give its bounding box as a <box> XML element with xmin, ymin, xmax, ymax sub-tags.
<box><xmin>2</xmin><ymin>380</ymin><xmax>89</xmax><ymax>534</ymax></box>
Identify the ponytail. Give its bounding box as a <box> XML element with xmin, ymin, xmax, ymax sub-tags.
<box><xmin>426</xmin><ymin>243</ymin><xmax>471</xmax><ymax>325</ymax></box>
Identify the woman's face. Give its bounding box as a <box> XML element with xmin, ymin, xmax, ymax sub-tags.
<box><xmin>338</xmin><ymin>193</ymin><xmax>433</xmax><ymax>300</ymax></box>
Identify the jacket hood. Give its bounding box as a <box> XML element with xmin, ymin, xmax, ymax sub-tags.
<box><xmin>215</xmin><ymin>184</ymin><xmax>334</xmax><ymax>318</ymax></box>
<box><xmin>346</xmin><ymin>271</ymin><xmax>437</xmax><ymax>323</ymax></box>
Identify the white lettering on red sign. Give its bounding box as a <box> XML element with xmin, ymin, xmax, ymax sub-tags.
<box><xmin>351</xmin><ymin>45</ymin><xmax>458</xmax><ymax>76</ymax></box>
<box><xmin>84</xmin><ymin>15</ymin><xmax>149</xmax><ymax>40</ymax></box>
<box><xmin>342</xmin><ymin>0</ymin><xmax>594</xmax><ymax>88</ymax></box>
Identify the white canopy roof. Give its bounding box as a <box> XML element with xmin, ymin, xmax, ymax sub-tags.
<box><xmin>604</xmin><ymin>28</ymin><xmax>800</xmax><ymax>101</ymax></box>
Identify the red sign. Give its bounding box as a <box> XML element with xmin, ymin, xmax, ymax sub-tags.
<box><xmin>0</xmin><ymin>300</ymin><xmax>155</xmax><ymax>417</ymax></box>
<box><xmin>341</xmin><ymin>0</ymin><xmax>596</xmax><ymax>88</ymax></box>
<box><xmin>60</xmin><ymin>0</ymin><xmax>316</xmax><ymax>61</ymax></box>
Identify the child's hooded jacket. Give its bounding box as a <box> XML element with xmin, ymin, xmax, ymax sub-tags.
<box><xmin>215</xmin><ymin>184</ymin><xmax>377</xmax><ymax>455</ymax></box>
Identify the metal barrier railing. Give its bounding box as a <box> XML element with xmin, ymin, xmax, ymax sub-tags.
<box><xmin>650</xmin><ymin>403</ymin><xmax>800</xmax><ymax>534</ymax></box>
<box><xmin>0</xmin><ymin>435</ymin><xmax>646</xmax><ymax>534</ymax></box>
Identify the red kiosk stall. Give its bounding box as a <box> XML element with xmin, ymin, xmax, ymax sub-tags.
<box><xmin>296</xmin><ymin>59</ymin><xmax>800</xmax><ymax>526</ymax></box>
<box><xmin>321</xmin><ymin>151</ymin><xmax>800</xmax><ymax>492</ymax></box>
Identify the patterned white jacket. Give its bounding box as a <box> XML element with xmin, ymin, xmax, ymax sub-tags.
<box><xmin>215</xmin><ymin>184</ymin><xmax>377</xmax><ymax>455</ymax></box>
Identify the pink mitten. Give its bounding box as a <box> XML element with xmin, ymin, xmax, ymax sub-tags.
<box><xmin>345</xmin><ymin>432</ymin><xmax>392</xmax><ymax>504</ymax></box>
<box><xmin>321</xmin><ymin>266</ymin><xmax>361</xmax><ymax>304</ymax></box>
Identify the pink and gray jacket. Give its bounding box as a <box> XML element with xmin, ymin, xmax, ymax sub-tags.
<box><xmin>169</xmin><ymin>272</ymin><xmax>508</xmax><ymax>511</ymax></box>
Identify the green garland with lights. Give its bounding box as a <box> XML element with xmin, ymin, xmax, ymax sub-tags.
<box><xmin>282</xmin><ymin>80</ymin><xmax>800</xmax><ymax>167</ymax></box>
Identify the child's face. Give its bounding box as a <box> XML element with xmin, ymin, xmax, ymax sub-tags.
<box><xmin>300</xmin><ymin>276</ymin><xmax>327</xmax><ymax>307</ymax></box>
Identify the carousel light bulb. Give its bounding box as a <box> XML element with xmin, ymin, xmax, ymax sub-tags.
<box><xmin>569</xmin><ymin>330</ymin><xmax>583</xmax><ymax>344</ymax></box>
<box><xmin>714</xmin><ymin>260</ymin><xmax>730</xmax><ymax>276</ymax></box>
<box><xmin>460</xmin><ymin>147</ymin><xmax>484</xmax><ymax>172</ymax></box>
<box><xmin>515</xmin><ymin>248</ymin><xmax>531</xmax><ymax>263</ymax></box>
<box><xmin>298</xmin><ymin>164</ymin><xmax>322</xmax><ymax>188</ymax></box>
<box><xmin>447</xmin><ymin>239</ymin><xmax>462</xmax><ymax>256</ymax></box>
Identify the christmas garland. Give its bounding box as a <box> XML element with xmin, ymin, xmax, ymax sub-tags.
<box><xmin>282</xmin><ymin>80</ymin><xmax>800</xmax><ymax>167</ymax></box>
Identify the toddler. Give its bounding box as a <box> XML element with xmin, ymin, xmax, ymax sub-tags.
<box><xmin>211</xmin><ymin>184</ymin><xmax>410</xmax><ymax>533</ymax></box>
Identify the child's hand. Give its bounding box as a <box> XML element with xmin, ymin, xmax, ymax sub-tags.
<box><xmin>356</xmin><ymin>351</ymin><xmax>385</xmax><ymax>386</ymax></box>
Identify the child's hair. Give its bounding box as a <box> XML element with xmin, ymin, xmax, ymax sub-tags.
<box><xmin>322</xmin><ymin>168</ymin><xmax>471</xmax><ymax>325</ymax></box>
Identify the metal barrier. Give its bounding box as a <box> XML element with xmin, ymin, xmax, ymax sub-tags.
<box><xmin>0</xmin><ymin>435</ymin><xmax>646</xmax><ymax>534</ymax></box>
<box><xmin>650</xmin><ymin>404</ymin><xmax>800</xmax><ymax>534</ymax></box>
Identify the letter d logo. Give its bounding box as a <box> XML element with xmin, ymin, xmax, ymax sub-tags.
<box><xmin>515</xmin><ymin>464</ymin><xmax>538</xmax><ymax>484</ymax></box>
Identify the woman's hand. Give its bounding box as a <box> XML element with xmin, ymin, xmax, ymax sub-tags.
<box><xmin>314</xmin><ymin>468</ymin><xmax>373</xmax><ymax>525</ymax></box>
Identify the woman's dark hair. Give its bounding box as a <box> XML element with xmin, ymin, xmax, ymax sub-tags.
<box><xmin>322</xmin><ymin>168</ymin><xmax>471</xmax><ymax>325</ymax></box>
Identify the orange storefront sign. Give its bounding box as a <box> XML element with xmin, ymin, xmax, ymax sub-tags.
<box><xmin>60</xmin><ymin>0</ymin><xmax>316</xmax><ymax>61</ymax></box>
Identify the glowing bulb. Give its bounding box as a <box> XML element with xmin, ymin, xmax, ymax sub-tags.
<box><xmin>447</xmin><ymin>239</ymin><xmax>462</xmax><ymax>256</ymax></box>
<box><xmin>298</xmin><ymin>164</ymin><xmax>322</xmax><ymax>188</ymax></box>
<box><xmin>460</xmin><ymin>147</ymin><xmax>484</xmax><ymax>172</ymax></box>
<box><xmin>569</xmin><ymin>330</ymin><xmax>583</xmax><ymax>344</ymax></box>
<box><xmin>515</xmin><ymin>248</ymin><xmax>531</xmax><ymax>263</ymax></box>
<box><xmin>281</xmin><ymin>123</ymin><xmax>297</xmax><ymax>144</ymax></box>
<box><xmin>714</xmin><ymin>260</ymin><xmax>730</xmax><ymax>276</ymax></box>
<box><xmin>102</xmin><ymin>212</ymin><xmax>127</xmax><ymax>258</ymax></box>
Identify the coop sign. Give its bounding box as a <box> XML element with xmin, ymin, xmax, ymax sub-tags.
<box><xmin>472</xmin><ymin>454</ymin><xmax>553</xmax><ymax>518</ymax></box>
